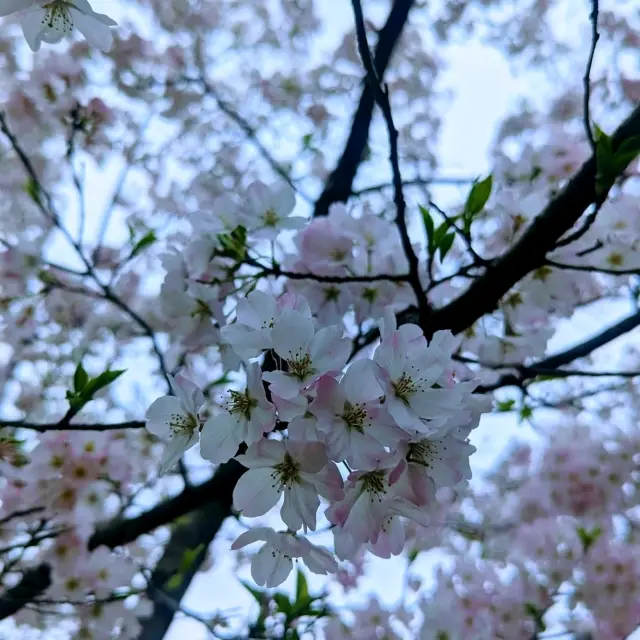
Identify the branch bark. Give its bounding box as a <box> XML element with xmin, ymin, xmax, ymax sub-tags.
<box><xmin>313</xmin><ymin>0</ymin><xmax>415</xmax><ymax>217</ymax></box>
<box><xmin>0</xmin><ymin>564</ymin><xmax>51</xmax><ymax>620</ymax></box>
<box><xmin>423</xmin><ymin>103</ymin><xmax>640</xmax><ymax>337</ymax></box>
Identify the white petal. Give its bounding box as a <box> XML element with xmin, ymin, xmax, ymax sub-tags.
<box><xmin>270</xmin><ymin>311</ymin><xmax>314</xmax><ymax>360</ymax></box>
<box><xmin>230</xmin><ymin>527</ymin><xmax>273</xmax><ymax>550</ymax></box>
<box><xmin>233</xmin><ymin>468</ymin><xmax>281</xmax><ymax>517</ymax></box>
<box><xmin>20</xmin><ymin>8</ymin><xmax>45</xmax><ymax>51</ymax></box>
<box><xmin>70</xmin><ymin>7</ymin><xmax>114</xmax><ymax>51</ymax></box>
<box><xmin>252</xmin><ymin>544</ymin><xmax>292</xmax><ymax>587</ymax></box>
<box><xmin>145</xmin><ymin>396</ymin><xmax>184</xmax><ymax>439</ymax></box>
<box><xmin>0</xmin><ymin>0</ymin><xmax>32</xmax><ymax>18</ymax></box>
<box><xmin>199</xmin><ymin>414</ymin><xmax>243</xmax><ymax>464</ymax></box>
<box><xmin>159</xmin><ymin>433</ymin><xmax>196</xmax><ymax>474</ymax></box>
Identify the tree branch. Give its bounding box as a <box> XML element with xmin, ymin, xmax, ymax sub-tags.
<box><xmin>88</xmin><ymin>459</ymin><xmax>245</xmax><ymax>552</ymax></box>
<box><xmin>423</xmin><ymin>103</ymin><xmax>640</xmax><ymax>337</ymax></box>
<box><xmin>0</xmin><ymin>420</ymin><xmax>145</xmax><ymax>433</ymax></box>
<box><xmin>313</xmin><ymin>0</ymin><xmax>415</xmax><ymax>217</ymax></box>
<box><xmin>476</xmin><ymin>308</ymin><xmax>640</xmax><ymax>392</ymax></box>
<box><xmin>350</xmin><ymin>0</ymin><xmax>429</xmax><ymax>322</ymax></box>
<box><xmin>0</xmin><ymin>564</ymin><xmax>51</xmax><ymax>620</ymax></box>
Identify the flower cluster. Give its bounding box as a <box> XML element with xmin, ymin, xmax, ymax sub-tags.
<box><xmin>146</xmin><ymin>296</ymin><xmax>487</xmax><ymax>586</ymax></box>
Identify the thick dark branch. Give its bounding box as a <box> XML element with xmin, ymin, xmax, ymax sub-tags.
<box><xmin>477</xmin><ymin>309</ymin><xmax>640</xmax><ymax>392</ymax></box>
<box><xmin>424</xmin><ymin>104</ymin><xmax>640</xmax><ymax>337</ymax></box>
<box><xmin>88</xmin><ymin>459</ymin><xmax>244</xmax><ymax>551</ymax></box>
<box><xmin>0</xmin><ymin>564</ymin><xmax>51</xmax><ymax>620</ymax></box>
<box><xmin>137</xmin><ymin>500</ymin><xmax>232</xmax><ymax>640</ymax></box>
<box><xmin>0</xmin><ymin>420</ymin><xmax>145</xmax><ymax>433</ymax></box>
<box><xmin>313</xmin><ymin>0</ymin><xmax>415</xmax><ymax>217</ymax></box>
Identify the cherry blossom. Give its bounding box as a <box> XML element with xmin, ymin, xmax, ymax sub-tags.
<box><xmin>231</xmin><ymin>527</ymin><xmax>337</xmax><ymax>587</ymax></box>
<box><xmin>0</xmin><ymin>0</ymin><xmax>117</xmax><ymax>52</ymax></box>
<box><xmin>145</xmin><ymin>374</ymin><xmax>204</xmax><ymax>473</ymax></box>
<box><xmin>261</xmin><ymin>310</ymin><xmax>350</xmax><ymax>399</ymax></box>
<box><xmin>199</xmin><ymin>362</ymin><xmax>276</xmax><ymax>464</ymax></box>
<box><xmin>233</xmin><ymin>439</ymin><xmax>343</xmax><ymax>531</ymax></box>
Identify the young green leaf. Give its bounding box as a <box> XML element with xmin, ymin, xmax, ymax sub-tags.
<box><xmin>73</xmin><ymin>362</ymin><xmax>89</xmax><ymax>393</ymax></box>
<box><xmin>464</xmin><ymin>174</ymin><xmax>493</xmax><ymax>217</ymax></box>
<box><xmin>130</xmin><ymin>230</ymin><xmax>157</xmax><ymax>258</ymax></box>
<box><xmin>419</xmin><ymin>205</ymin><xmax>435</xmax><ymax>253</ymax></box>
<box><xmin>80</xmin><ymin>369</ymin><xmax>126</xmax><ymax>402</ymax></box>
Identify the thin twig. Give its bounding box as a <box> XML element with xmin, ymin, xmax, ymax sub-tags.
<box><xmin>0</xmin><ymin>420</ymin><xmax>145</xmax><ymax>433</ymax></box>
<box><xmin>583</xmin><ymin>0</ymin><xmax>600</xmax><ymax>151</ymax></box>
<box><xmin>350</xmin><ymin>0</ymin><xmax>430</xmax><ymax>325</ymax></box>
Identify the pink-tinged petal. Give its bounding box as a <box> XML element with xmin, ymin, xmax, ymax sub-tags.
<box><xmin>288</xmin><ymin>415</ymin><xmax>322</xmax><ymax>442</ymax></box>
<box><xmin>286</xmin><ymin>441</ymin><xmax>327</xmax><ymax>474</ymax></box>
<box><xmin>370</xmin><ymin>517</ymin><xmax>405</xmax><ymax>559</ymax></box>
<box><xmin>230</xmin><ymin>527</ymin><xmax>273</xmax><ymax>550</ymax></box>
<box><xmin>311</xmin><ymin>462</ymin><xmax>344</xmax><ymax>501</ymax></box>
<box><xmin>262</xmin><ymin>370</ymin><xmax>301</xmax><ymax>400</ymax></box>
<box><xmin>252</xmin><ymin>545</ymin><xmax>292</xmax><ymax>587</ymax></box>
<box><xmin>233</xmin><ymin>468</ymin><xmax>281</xmax><ymax>517</ymax></box>
<box><xmin>199</xmin><ymin>414</ymin><xmax>243</xmax><ymax>464</ymax></box>
<box><xmin>272</xmin><ymin>393</ymin><xmax>307</xmax><ymax>422</ymax></box>
<box><xmin>344</xmin><ymin>491</ymin><xmax>386</xmax><ymax>544</ymax></box>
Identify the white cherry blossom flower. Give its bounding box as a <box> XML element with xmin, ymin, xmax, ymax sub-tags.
<box><xmin>262</xmin><ymin>311</ymin><xmax>350</xmax><ymax>399</ymax></box>
<box><xmin>310</xmin><ymin>362</ymin><xmax>404</xmax><ymax>468</ymax></box>
<box><xmin>221</xmin><ymin>290</ymin><xmax>311</xmax><ymax>360</ymax></box>
<box><xmin>231</xmin><ymin>527</ymin><xmax>337</xmax><ymax>587</ymax></box>
<box><xmin>0</xmin><ymin>1</ymin><xmax>118</xmax><ymax>52</ymax></box>
<box><xmin>243</xmin><ymin>180</ymin><xmax>306</xmax><ymax>239</ymax></box>
<box><xmin>233</xmin><ymin>439</ymin><xmax>342</xmax><ymax>532</ymax></box>
<box><xmin>199</xmin><ymin>363</ymin><xmax>276</xmax><ymax>464</ymax></box>
<box><xmin>145</xmin><ymin>374</ymin><xmax>204</xmax><ymax>474</ymax></box>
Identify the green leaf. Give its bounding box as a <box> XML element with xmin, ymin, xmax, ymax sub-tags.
<box><xmin>130</xmin><ymin>230</ymin><xmax>156</xmax><ymax>258</ymax></box>
<box><xmin>240</xmin><ymin>581</ymin><xmax>265</xmax><ymax>605</ymax></box>
<box><xmin>419</xmin><ymin>206</ymin><xmax>435</xmax><ymax>253</ymax></box>
<box><xmin>438</xmin><ymin>232</ymin><xmax>455</xmax><ymax>262</ymax></box>
<box><xmin>178</xmin><ymin>543</ymin><xmax>205</xmax><ymax>574</ymax></box>
<box><xmin>295</xmin><ymin>569</ymin><xmax>309</xmax><ymax>607</ymax></box>
<box><xmin>594</xmin><ymin>125</ymin><xmax>615</xmax><ymax>196</ymax></box>
<box><xmin>24</xmin><ymin>177</ymin><xmax>41</xmax><ymax>204</ymax></box>
<box><xmin>217</xmin><ymin>225</ymin><xmax>247</xmax><ymax>262</ymax></box>
<box><xmin>464</xmin><ymin>174</ymin><xmax>493</xmax><ymax>217</ymax></box>
<box><xmin>73</xmin><ymin>362</ymin><xmax>89</xmax><ymax>393</ymax></box>
<box><xmin>80</xmin><ymin>369</ymin><xmax>126</xmax><ymax>401</ymax></box>
<box><xmin>273</xmin><ymin>592</ymin><xmax>291</xmax><ymax>615</ymax></box>
<box><xmin>496</xmin><ymin>399</ymin><xmax>515</xmax><ymax>412</ymax></box>
<box><xmin>518</xmin><ymin>404</ymin><xmax>533</xmax><ymax>423</ymax></box>
<box><xmin>164</xmin><ymin>572</ymin><xmax>184</xmax><ymax>591</ymax></box>
<box><xmin>577</xmin><ymin>525</ymin><xmax>602</xmax><ymax>552</ymax></box>
<box><xmin>613</xmin><ymin>135</ymin><xmax>640</xmax><ymax>172</ymax></box>
<box><xmin>302</xmin><ymin>133</ymin><xmax>313</xmax><ymax>148</ymax></box>
<box><xmin>525</xmin><ymin>602</ymin><xmax>546</xmax><ymax>632</ymax></box>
